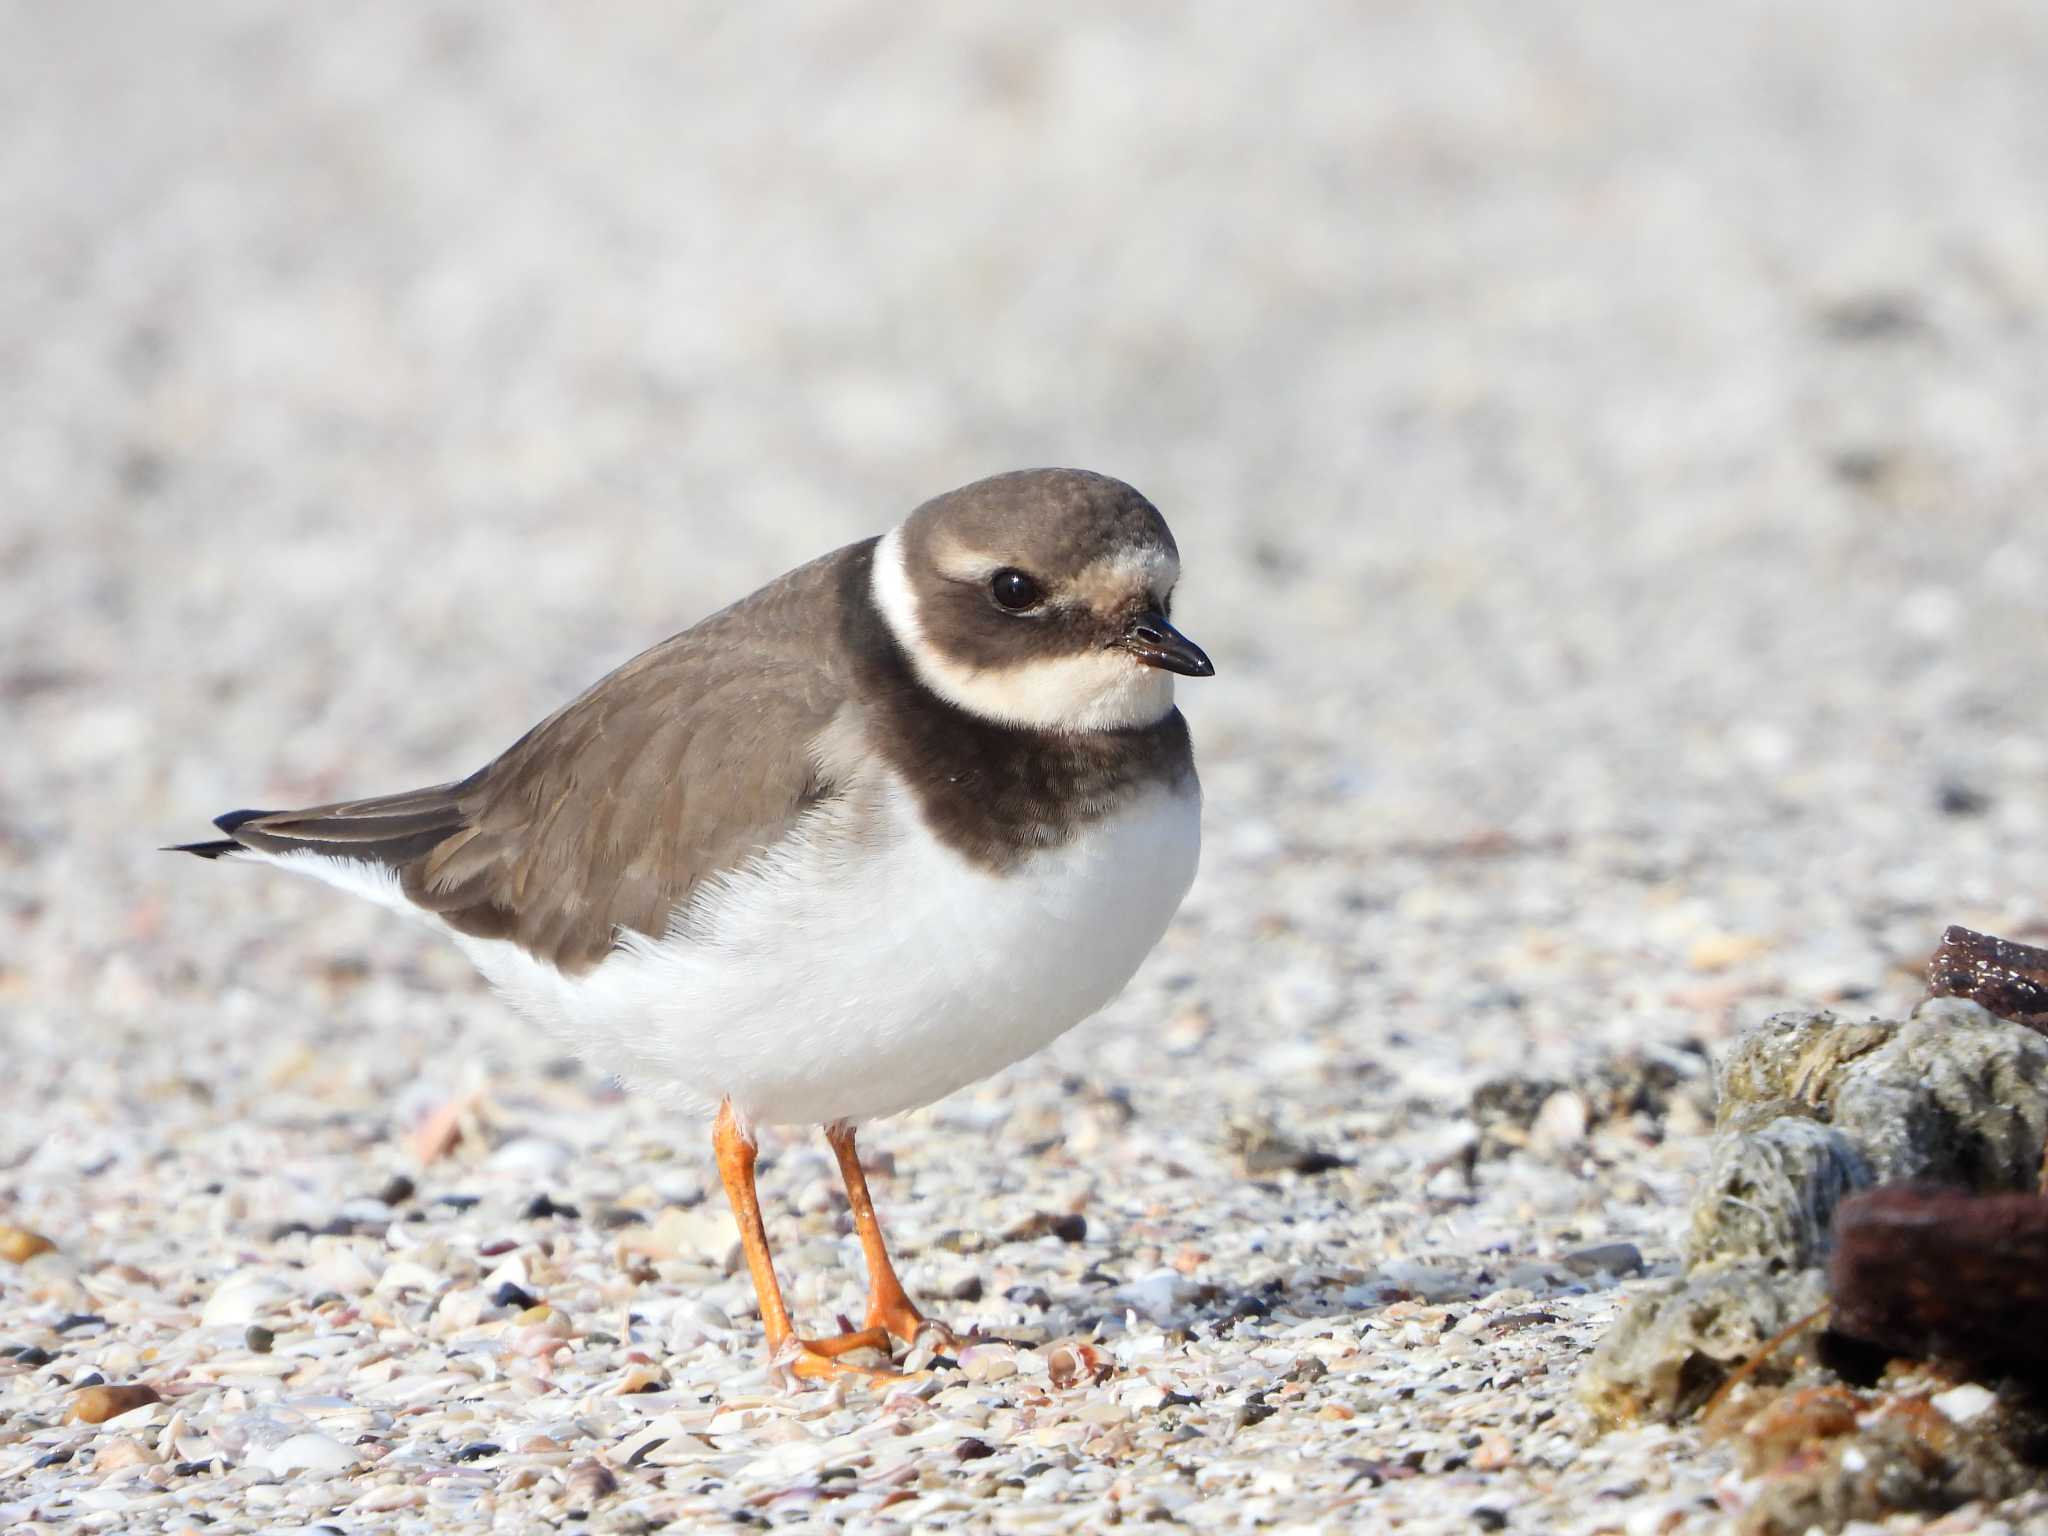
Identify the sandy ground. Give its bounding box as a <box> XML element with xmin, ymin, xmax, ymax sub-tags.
<box><xmin>4</xmin><ymin>3</ymin><xmax>2047</xmax><ymax>1531</ymax></box>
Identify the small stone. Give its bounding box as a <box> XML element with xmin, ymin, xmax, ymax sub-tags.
<box><xmin>375</xmin><ymin>1174</ymin><xmax>417</xmax><ymax>1206</ymax></box>
<box><xmin>959</xmin><ymin>1344</ymin><xmax>1018</xmax><ymax>1383</ymax></box>
<box><xmin>1005</xmin><ymin>1211</ymin><xmax>1087</xmax><ymax>1245</ymax></box>
<box><xmin>949</xmin><ymin>1274</ymin><xmax>984</xmax><ymax>1302</ymax></box>
<box><xmin>493</xmin><ymin>1280</ymin><xmax>539</xmax><ymax>1311</ymax></box>
<box><xmin>13</xmin><ymin>1345</ymin><xmax>54</xmax><ymax>1367</ymax></box>
<box><xmin>1047</xmin><ymin>1342</ymin><xmax>1111</xmax><ymax>1389</ymax></box>
<box><xmin>0</xmin><ymin>1225</ymin><xmax>56</xmax><ymax>1263</ymax></box>
<box><xmin>524</xmin><ymin>1193</ymin><xmax>579</xmax><ymax>1220</ymax></box>
<box><xmin>256</xmin><ymin>1431</ymin><xmax>356</xmax><ymax>1474</ymax></box>
<box><xmin>1006</xmin><ymin>1284</ymin><xmax>1051</xmax><ymax>1310</ymax></box>
<box><xmin>1528</xmin><ymin>1090</ymin><xmax>1588</xmax><ymax>1152</ymax></box>
<box><xmin>1227</xmin><ymin>1119</ymin><xmax>1347</xmax><ymax>1177</ymax></box>
<box><xmin>489</xmin><ymin>1136</ymin><xmax>574</xmax><ymax>1178</ymax></box>
<box><xmin>94</xmin><ymin>1436</ymin><xmax>156</xmax><ymax>1471</ymax></box>
<box><xmin>452</xmin><ymin>1441</ymin><xmax>502</xmax><ymax>1462</ymax></box>
<box><xmin>955</xmin><ymin>1437</ymin><xmax>996</xmax><ymax>1461</ymax></box>
<box><xmin>1561</xmin><ymin>1242</ymin><xmax>1645</xmax><ymax>1277</ymax></box>
<box><xmin>67</xmin><ymin>1383</ymin><xmax>160</xmax><ymax>1423</ymax></box>
<box><xmin>244</xmin><ymin>1325</ymin><xmax>275</xmax><ymax>1354</ymax></box>
<box><xmin>1932</xmin><ymin>1383</ymin><xmax>2000</xmax><ymax>1424</ymax></box>
<box><xmin>565</xmin><ymin>1458</ymin><xmax>619</xmax><ymax>1508</ymax></box>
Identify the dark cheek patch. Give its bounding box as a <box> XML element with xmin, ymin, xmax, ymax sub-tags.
<box><xmin>919</xmin><ymin>578</ymin><xmax>1110</xmax><ymax>671</ymax></box>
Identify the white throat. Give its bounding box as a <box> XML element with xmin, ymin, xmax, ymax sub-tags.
<box><xmin>871</xmin><ymin>526</ymin><xmax>1176</xmax><ymax>733</ymax></box>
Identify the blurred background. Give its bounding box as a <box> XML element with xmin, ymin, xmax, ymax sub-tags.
<box><xmin>4</xmin><ymin>5</ymin><xmax>2048</xmax><ymax>1521</ymax></box>
<box><xmin>4</xmin><ymin>0</ymin><xmax>2046</xmax><ymax>1248</ymax></box>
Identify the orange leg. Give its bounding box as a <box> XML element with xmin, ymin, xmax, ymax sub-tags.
<box><xmin>712</xmin><ymin>1102</ymin><xmax>897</xmax><ymax>1381</ymax></box>
<box><xmin>825</xmin><ymin>1121</ymin><xmax>952</xmax><ymax>1348</ymax></box>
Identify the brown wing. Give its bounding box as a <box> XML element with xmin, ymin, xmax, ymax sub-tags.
<box><xmin>215</xmin><ymin>543</ymin><xmax>866</xmax><ymax>972</ymax></box>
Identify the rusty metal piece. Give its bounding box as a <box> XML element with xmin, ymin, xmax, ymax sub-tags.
<box><xmin>1927</xmin><ymin>926</ymin><xmax>2048</xmax><ymax>1033</ymax></box>
<box><xmin>1828</xmin><ymin>1183</ymin><xmax>2048</xmax><ymax>1377</ymax></box>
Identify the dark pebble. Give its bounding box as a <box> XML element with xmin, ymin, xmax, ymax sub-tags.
<box><xmin>317</xmin><ymin>1216</ymin><xmax>368</xmax><ymax>1238</ymax></box>
<box><xmin>595</xmin><ymin>1207</ymin><xmax>645</xmax><ymax>1230</ymax></box>
<box><xmin>1560</xmin><ymin>1242</ymin><xmax>1644</xmax><ymax>1278</ymax></box>
<box><xmin>493</xmin><ymin>1281</ymin><xmax>539</xmax><ymax>1311</ymax></box>
<box><xmin>585</xmin><ymin>1330</ymin><xmax>619</xmax><ymax>1346</ymax></box>
<box><xmin>74</xmin><ymin>1371</ymin><xmax>105</xmax><ymax>1388</ymax></box>
<box><xmin>628</xmin><ymin>1375</ymin><xmax>670</xmax><ymax>1393</ymax></box>
<box><xmin>956</xmin><ymin>1437</ymin><xmax>996</xmax><ymax>1461</ymax></box>
<box><xmin>1474</xmin><ymin>1509</ymin><xmax>1509</xmax><ymax>1532</ymax></box>
<box><xmin>1161</xmin><ymin>1390</ymin><xmax>1202</xmax><ymax>1408</ymax></box>
<box><xmin>1284</xmin><ymin>1355</ymin><xmax>1328</xmax><ymax>1382</ymax></box>
<box><xmin>54</xmin><ymin>1314</ymin><xmax>105</xmax><ymax>1334</ymax></box>
<box><xmin>174</xmin><ymin>1459</ymin><xmax>226</xmax><ymax>1476</ymax></box>
<box><xmin>1234</xmin><ymin>1402</ymin><xmax>1277</xmax><ymax>1429</ymax></box>
<box><xmin>435</xmin><ymin>1194</ymin><xmax>481</xmax><ymax>1212</ymax></box>
<box><xmin>35</xmin><ymin>1449</ymin><xmax>74</xmax><ymax>1467</ymax></box>
<box><xmin>245</xmin><ymin>1325</ymin><xmax>275</xmax><ymax>1354</ymax></box>
<box><xmin>949</xmin><ymin>1275</ymin><xmax>984</xmax><ymax>1303</ymax></box>
<box><xmin>478</xmin><ymin>1239</ymin><xmax>518</xmax><ymax>1257</ymax></box>
<box><xmin>1005</xmin><ymin>1212</ymin><xmax>1087</xmax><ymax>1244</ymax></box>
<box><xmin>307</xmin><ymin>1292</ymin><xmax>345</xmax><ymax>1310</ymax></box>
<box><xmin>1938</xmin><ymin>780</ymin><xmax>1993</xmax><ymax>817</ymax></box>
<box><xmin>626</xmin><ymin>1437</ymin><xmax>667</xmax><ymax>1469</ymax></box>
<box><xmin>452</xmin><ymin>1442</ymin><xmax>501</xmax><ymax>1462</ymax></box>
<box><xmin>524</xmin><ymin>1194</ymin><xmax>580</xmax><ymax>1220</ymax></box>
<box><xmin>267</xmin><ymin>1221</ymin><xmax>312</xmax><ymax>1242</ymax></box>
<box><xmin>929</xmin><ymin>1354</ymin><xmax>959</xmax><ymax>1371</ymax></box>
<box><xmin>12</xmin><ymin>1346</ymin><xmax>54</xmax><ymax>1367</ymax></box>
<box><xmin>376</xmin><ymin>1174</ymin><xmax>417</xmax><ymax>1206</ymax></box>
<box><xmin>1004</xmin><ymin>1285</ymin><xmax>1051</xmax><ymax>1310</ymax></box>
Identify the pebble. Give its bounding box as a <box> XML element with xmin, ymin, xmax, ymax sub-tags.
<box><xmin>67</xmin><ymin>1384</ymin><xmax>160</xmax><ymax>1423</ymax></box>
<box><xmin>1560</xmin><ymin>1243</ymin><xmax>1645</xmax><ymax>1277</ymax></box>
<box><xmin>0</xmin><ymin>1225</ymin><xmax>56</xmax><ymax>1263</ymax></box>
<box><xmin>489</xmin><ymin>1137</ymin><xmax>575</xmax><ymax>1178</ymax></box>
<box><xmin>254</xmin><ymin>1432</ymin><xmax>356</xmax><ymax>1475</ymax></box>
<box><xmin>202</xmin><ymin>1273</ymin><xmax>292</xmax><ymax>1328</ymax></box>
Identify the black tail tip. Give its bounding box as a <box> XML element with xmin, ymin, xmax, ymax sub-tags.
<box><xmin>164</xmin><ymin>839</ymin><xmax>243</xmax><ymax>860</ymax></box>
<box><xmin>164</xmin><ymin>807</ymin><xmax>276</xmax><ymax>859</ymax></box>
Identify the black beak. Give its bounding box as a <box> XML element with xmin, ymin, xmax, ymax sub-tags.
<box><xmin>1122</xmin><ymin>611</ymin><xmax>1215</xmax><ymax>678</ymax></box>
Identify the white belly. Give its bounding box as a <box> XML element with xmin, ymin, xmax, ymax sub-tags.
<box><xmin>452</xmin><ymin>778</ymin><xmax>1201</xmax><ymax>1126</ymax></box>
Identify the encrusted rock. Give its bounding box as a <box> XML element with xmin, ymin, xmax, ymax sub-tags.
<box><xmin>1584</xmin><ymin>999</ymin><xmax>2048</xmax><ymax>1431</ymax></box>
<box><xmin>1687</xmin><ymin>1117</ymin><xmax>1871</xmax><ymax>1271</ymax></box>
<box><xmin>1580</xmin><ymin>1263</ymin><xmax>1827</xmax><ymax>1428</ymax></box>
<box><xmin>1689</xmin><ymin>1000</ymin><xmax>2048</xmax><ymax>1269</ymax></box>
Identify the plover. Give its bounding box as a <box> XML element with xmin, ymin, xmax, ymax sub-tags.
<box><xmin>172</xmin><ymin>468</ymin><xmax>1211</xmax><ymax>1381</ymax></box>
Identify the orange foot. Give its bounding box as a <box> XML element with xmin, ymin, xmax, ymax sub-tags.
<box><xmin>777</xmin><ymin>1327</ymin><xmax>913</xmax><ymax>1384</ymax></box>
<box><xmin>865</xmin><ymin>1287</ymin><xmax>960</xmax><ymax>1352</ymax></box>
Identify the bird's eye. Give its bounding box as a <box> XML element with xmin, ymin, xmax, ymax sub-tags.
<box><xmin>990</xmin><ymin>569</ymin><xmax>1041</xmax><ymax>610</ymax></box>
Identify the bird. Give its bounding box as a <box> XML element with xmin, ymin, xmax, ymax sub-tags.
<box><xmin>170</xmin><ymin>467</ymin><xmax>1212</xmax><ymax>1383</ymax></box>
